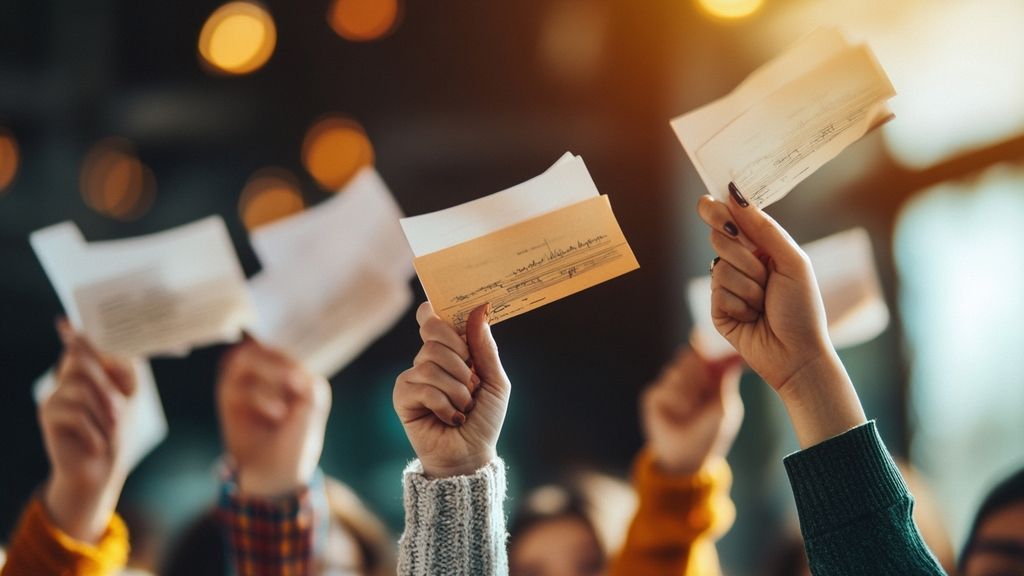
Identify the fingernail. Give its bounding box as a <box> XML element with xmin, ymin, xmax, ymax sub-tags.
<box><xmin>471</xmin><ymin>373</ymin><xmax>481</xmax><ymax>387</ymax></box>
<box><xmin>484</xmin><ymin>302</ymin><xmax>493</xmax><ymax>322</ymax></box>
<box><xmin>452</xmin><ymin>412</ymin><xmax>466</xmax><ymax>427</ymax></box>
<box><xmin>466</xmin><ymin>399</ymin><xmax>476</xmax><ymax>412</ymax></box>
<box><xmin>710</xmin><ymin>256</ymin><xmax>720</xmax><ymax>275</ymax></box>
<box><xmin>724</xmin><ymin>221</ymin><xmax>738</xmax><ymax>236</ymax></box>
<box><xmin>728</xmin><ymin>182</ymin><xmax>749</xmax><ymax>208</ymax></box>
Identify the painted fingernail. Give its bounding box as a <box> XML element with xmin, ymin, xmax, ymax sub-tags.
<box><xmin>710</xmin><ymin>256</ymin><xmax>720</xmax><ymax>275</ymax></box>
<box><xmin>728</xmin><ymin>182</ymin><xmax>749</xmax><ymax>208</ymax></box>
<box><xmin>466</xmin><ymin>399</ymin><xmax>476</xmax><ymax>412</ymax></box>
<box><xmin>452</xmin><ymin>412</ymin><xmax>466</xmax><ymax>427</ymax></box>
<box><xmin>724</xmin><ymin>221</ymin><xmax>738</xmax><ymax>236</ymax></box>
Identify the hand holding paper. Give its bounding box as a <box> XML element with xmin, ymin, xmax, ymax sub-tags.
<box><xmin>672</xmin><ymin>28</ymin><xmax>896</xmax><ymax>208</ymax></box>
<box><xmin>689</xmin><ymin>227</ymin><xmax>889</xmax><ymax>359</ymax></box>
<box><xmin>400</xmin><ymin>154</ymin><xmax>639</xmax><ymax>332</ymax></box>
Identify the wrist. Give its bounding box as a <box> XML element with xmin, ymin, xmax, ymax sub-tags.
<box><xmin>43</xmin><ymin>475</ymin><xmax>121</xmax><ymax>544</ymax></box>
<box><xmin>421</xmin><ymin>449</ymin><xmax>497</xmax><ymax>479</ymax></box>
<box><xmin>648</xmin><ymin>446</ymin><xmax>706</xmax><ymax>476</ymax></box>
<box><xmin>775</xmin><ymin>349</ymin><xmax>867</xmax><ymax>449</ymax></box>
<box><xmin>237</xmin><ymin>468</ymin><xmax>311</xmax><ymax>498</ymax></box>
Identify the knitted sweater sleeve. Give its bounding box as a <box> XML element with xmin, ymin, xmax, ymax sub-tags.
<box><xmin>398</xmin><ymin>458</ymin><xmax>508</xmax><ymax>576</ymax></box>
<box><xmin>783</xmin><ymin>421</ymin><xmax>946</xmax><ymax>576</ymax></box>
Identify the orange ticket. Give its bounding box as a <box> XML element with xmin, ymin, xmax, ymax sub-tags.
<box><xmin>413</xmin><ymin>194</ymin><xmax>639</xmax><ymax>332</ymax></box>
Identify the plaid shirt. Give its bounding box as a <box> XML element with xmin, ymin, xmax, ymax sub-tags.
<box><xmin>219</xmin><ymin>469</ymin><xmax>329</xmax><ymax>576</ymax></box>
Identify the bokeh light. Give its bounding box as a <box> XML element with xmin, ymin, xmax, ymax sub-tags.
<box><xmin>239</xmin><ymin>167</ymin><xmax>304</xmax><ymax>230</ymax></box>
<box><xmin>198</xmin><ymin>1</ymin><xmax>277</xmax><ymax>75</ymax></box>
<box><xmin>80</xmin><ymin>138</ymin><xmax>156</xmax><ymax>221</ymax></box>
<box><xmin>301</xmin><ymin>115</ymin><xmax>375</xmax><ymax>192</ymax></box>
<box><xmin>327</xmin><ymin>0</ymin><xmax>402</xmax><ymax>42</ymax></box>
<box><xmin>0</xmin><ymin>128</ymin><xmax>18</xmax><ymax>193</ymax></box>
<box><xmin>696</xmin><ymin>0</ymin><xmax>763</xmax><ymax>20</ymax></box>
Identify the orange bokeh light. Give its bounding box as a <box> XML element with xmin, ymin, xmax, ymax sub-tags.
<box><xmin>301</xmin><ymin>115</ymin><xmax>374</xmax><ymax>192</ymax></box>
<box><xmin>328</xmin><ymin>0</ymin><xmax>402</xmax><ymax>42</ymax></box>
<box><xmin>239</xmin><ymin>167</ymin><xmax>305</xmax><ymax>230</ymax></box>
<box><xmin>80</xmin><ymin>138</ymin><xmax>156</xmax><ymax>221</ymax></box>
<box><xmin>0</xmin><ymin>128</ymin><xmax>19</xmax><ymax>193</ymax></box>
<box><xmin>199</xmin><ymin>1</ymin><xmax>277</xmax><ymax>75</ymax></box>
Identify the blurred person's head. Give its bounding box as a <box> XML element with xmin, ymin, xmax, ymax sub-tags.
<box><xmin>509</xmin><ymin>471</ymin><xmax>637</xmax><ymax>576</ymax></box>
<box><xmin>161</xmin><ymin>475</ymin><xmax>394</xmax><ymax>576</ymax></box>
<box><xmin>960</xmin><ymin>466</ymin><xmax>1024</xmax><ymax>576</ymax></box>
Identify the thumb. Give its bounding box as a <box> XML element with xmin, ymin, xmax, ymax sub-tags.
<box><xmin>726</xmin><ymin>182</ymin><xmax>806</xmax><ymax>271</ymax></box>
<box><xmin>465</xmin><ymin>303</ymin><xmax>505</xmax><ymax>387</ymax></box>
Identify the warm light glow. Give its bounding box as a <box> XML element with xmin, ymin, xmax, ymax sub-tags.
<box><xmin>328</xmin><ymin>0</ymin><xmax>401</xmax><ymax>42</ymax></box>
<box><xmin>239</xmin><ymin>167</ymin><xmax>304</xmax><ymax>230</ymax></box>
<box><xmin>199</xmin><ymin>1</ymin><xmax>277</xmax><ymax>75</ymax></box>
<box><xmin>301</xmin><ymin>115</ymin><xmax>374</xmax><ymax>191</ymax></box>
<box><xmin>80</xmin><ymin>138</ymin><xmax>156</xmax><ymax>221</ymax></box>
<box><xmin>0</xmin><ymin>128</ymin><xmax>18</xmax><ymax>193</ymax></box>
<box><xmin>696</xmin><ymin>0</ymin><xmax>763</xmax><ymax>20</ymax></box>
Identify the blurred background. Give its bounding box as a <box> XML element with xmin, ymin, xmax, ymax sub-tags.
<box><xmin>1</xmin><ymin>0</ymin><xmax>1023</xmax><ymax>573</ymax></box>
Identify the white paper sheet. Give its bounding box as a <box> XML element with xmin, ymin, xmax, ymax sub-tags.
<box><xmin>30</xmin><ymin>217</ymin><xmax>254</xmax><ymax>358</ymax></box>
<box><xmin>250</xmin><ymin>168</ymin><xmax>413</xmax><ymax>282</ymax></box>
<box><xmin>249</xmin><ymin>266</ymin><xmax>412</xmax><ymax>377</ymax></box>
<box><xmin>671</xmin><ymin>27</ymin><xmax>896</xmax><ymax>208</ymax></box>
<box><xmin>33</xmin><ymin>360</ymin><xmax>167</xmax><ymax>473</ymax></box>
<box><xmin>399</xmin><ymin>153</ymin><xmax>599</xmax><ymax>257</ymax></box>
<box><xmin>688</xmin><ymin>228</ymin><xmax>890</xmax><ymax>359</ymax></box>
<box><xmin>247</xmin><ymin>168</ymin><xmax>414</xmax><ymax>377</ymax></box>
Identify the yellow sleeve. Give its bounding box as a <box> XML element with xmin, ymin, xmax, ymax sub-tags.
<box><xmin>1</xmin><ymin>499</ymin><xmax>129</xmax><ymax>576</ymax></box>
<box><xmin>609</xmin><ymin>450</ymin><xmax>734</xmax><ymax>576</ymax></box>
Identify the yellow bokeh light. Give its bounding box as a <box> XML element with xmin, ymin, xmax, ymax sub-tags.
<box><xmin>239</xmin><ymin>167</ymin><xmax>305</xmax><ymax>230</ymax></box>
<box><xmin>199</xmin><ymin>1</ymin><xmax>277</xmax><ymax>75</ymax></box>
<box><xmin>80</xmin><ymin>138</ymin><xmax>156</xmax><ymax>221</ymax></box>
<box><xmin>328</xmin><ymin>0</ymin><xmax>401</xmax><ymax>42</ymax></box>
<box><xmin>301</xmin><ymin>115</ymin><xmax>374</xmax><ymax>191</ymax></box>
<box><xmin>0</xmin><ymin>128</ymin><xmax>18</xmax><ymax>193</ymax></box>
<box><xmin>696</xmin><ymin>0</ymin><xmax>763</xmax><ymax>20</ymax></box>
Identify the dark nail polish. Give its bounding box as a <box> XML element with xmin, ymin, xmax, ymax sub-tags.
<box><xmin>710</xmin><ymin>256</ymin><xmax>720</xmax><ymax>275</ymax></box>
<box><xmin>724</xmin><ymin>221</ymin><xmax>738</xmax><ymax>236</ymax></box>
<box><xmin>728</xmin><ymin>182</ymin><xmax>749</xmax><ymax>208</ymax></box>
<box><xmin>453</xmin><ymin>412</ymin><xmax>466</xmax><ymax>427</ymax></box>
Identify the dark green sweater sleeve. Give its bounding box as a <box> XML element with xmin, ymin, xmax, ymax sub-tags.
<box><xmin>783</xmin><ymin>421</ymin><xmax>946</xmax><ymax>576</ymax></box>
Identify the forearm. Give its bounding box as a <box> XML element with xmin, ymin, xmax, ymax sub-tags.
<box><xmin>776</xmin><ymin>349</ymin><xmax>866</xmax><ymax>449</ymax></box>
<box><xmin>611</xmin><ymin>451</ymin><xmax>732</xmax><ymax>576</ymax></box>
<box><xmin>398</xmin><ymin>458</ymin><xmax>508</xmax><ymax>576</ymax></box>
<box><xmin>1</xmin><ymin>498</ymin><xmax>129</xmax><ymax>576</ymax></box>
<box><xmin>784</xmin><ymin>422</ymin><xmax>946</xmax><ymax>575</ymax></box>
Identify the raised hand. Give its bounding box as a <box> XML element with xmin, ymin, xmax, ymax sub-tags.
<box><xmin>41</xmin><ymin>319</ymin><xmax>136</xmax><ymax>543</ymax></box>
<box><xmin>697</xmin><ymin>188</ymin><xmax>865</xmax><ymax>447</ymax></box>
<box><xmin>642</xmin><ymin>347</ymin><xmax>743</xmax><ymax>474</ymax></box>
<box><xmin>394</xmin><ymin>302</ymin><xmax>511</xmax><ymax>478</ymax></box>
<box><xmin>217</xmin><ymin>337</ymin><xmax>331</xmax><ymax>497</ymax></box>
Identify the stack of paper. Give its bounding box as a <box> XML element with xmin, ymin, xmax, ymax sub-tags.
<box><xmin>671</xmin><ymin>27</ymin><xmax>896</xmax><ymax>209</ymax></box>
<box><xmin>688</xmin><ymin>227</ymin><xmax>890</xmax><ymax>359</ymax></box>
<box><xmin>400</xmin><ymin>153</ymin><xmax>639</xmax><ymax>332</ymax></box>
<box><xmin>30</xmin><ymin>217</ymin><xmax>254</xmax><ymax>357</ymax></box>
<box><xmin>247</xmin><ymin>168</ymin><xmax>414</xmax><ymax>377</ymax></box>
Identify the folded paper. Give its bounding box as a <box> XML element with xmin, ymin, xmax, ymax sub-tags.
<box><xmin>30</xmin><ymin>217</ymin><xmax>253</xmax><ymax>358</ymax></box>
<box><xmin>672</xmin><ymin>27</ymin><xmax>896</xmax><ymax>208</ymax></box>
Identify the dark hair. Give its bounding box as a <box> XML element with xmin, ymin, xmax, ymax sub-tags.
<box><xmin>960</xmin><ymin>465</ymin><xmax>1024</xmax><ymax>571</ymax></box>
